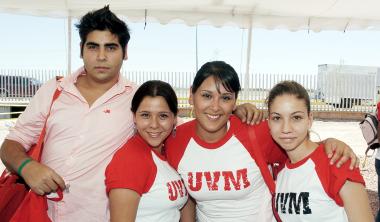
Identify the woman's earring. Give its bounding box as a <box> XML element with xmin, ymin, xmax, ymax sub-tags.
<box><xmin>172</xmin><ymin>125</ymin><xmax>177</xmax><ymax>138</ymax></box>
<box><xmin>133</xmin><ymin>124</ymin><xmax>137</xmax><ymax>135</ymax></box>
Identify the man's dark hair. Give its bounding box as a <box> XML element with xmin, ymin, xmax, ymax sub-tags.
<box><xmin>75</xmin><ymin>5</ymin><xmax>130</xmax><ymax>57</ymax></box>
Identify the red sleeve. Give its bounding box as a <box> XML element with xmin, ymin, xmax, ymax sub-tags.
<box><xmin>314</xmin><ymin>145</ymin><xmax>365</xmax><ymax>206</ymax></box>
<box><xmin>254</xmin><ymin>121</ymin><xmax>287</xmax><ymax>165</ymax></box>
<box><xmin>165</xmin><ymin>120</ymin><xmax>194</xmax><ymax>170</ymax></box>
<box><xmin>377</xmin><ymin>102</ymin><xmax>380</xmax><ymax>119</ymax></box>
<box><xmin>105</xmin><ymin>137</ymin><xmax>156</xmax><ymax>196</ymax></box>
<box><xmin>328</xmin><ymin>161</ymin><xmax>365</xmax><ymax>206</ymax></box>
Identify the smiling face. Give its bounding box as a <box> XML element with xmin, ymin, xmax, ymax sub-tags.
<box><xmin>268</xmin><ymin>94</ymin><xmax>312</xmax><ymax>154</ymax></box>
<box><xmin>81</xmin><ymin>30</ymin><xmax>125</xmax><ymax>84</ymax></box>
<box><xmin>134</xmin><ymin>96</ymin><xmax>176</xmax><ymax>151</ymax></box>
<box><xmin>190</xmin><ymin>76</ymin><xmax>236</xmax><ymax>143</ymax></box>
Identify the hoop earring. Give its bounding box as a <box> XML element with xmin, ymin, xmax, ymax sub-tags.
<box><xmin>172</xmin><ymin>125</ymin><xmax>177</xmax><ymax>138</ymax></box>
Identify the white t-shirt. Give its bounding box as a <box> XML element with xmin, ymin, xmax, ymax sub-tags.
<box><xmin>275</xmin><ymin>144</ymin><xmax>365</xmax><ymax>222</ymax></box>
<box><xmin>166</xmin><ymin>116</ymin><xmax>286</xmax><ymax>222</ymax></box>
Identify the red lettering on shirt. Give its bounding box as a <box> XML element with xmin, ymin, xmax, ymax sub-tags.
<box><xmin>204</xmin><ymin>171</ymin><xmax>221</xmax><ymax>191</ymax></box>
<box><xmin>223</xmin><ymin>168</ymin><xmax>250</xmax><ymax>191</ymax></box>
<box><xmin>167</xmin><ymin>179</ymin><xmax>188</xmax><ymax>201</ymax></box>
<box><xmin>188</xmin><ymin>172</ymin><xmax>203</xmax><ymax>191</ymax></box>
<box><xmin>187</xmin><ymin>168</ymin><xmax>251</xmax><ymax>192</ymax></box>
<box><xmin>176</xmin><ymin>179</ymin><xmax>187</xmax><ymax>197</ymax></box>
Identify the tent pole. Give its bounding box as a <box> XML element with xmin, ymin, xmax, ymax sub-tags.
<box><xmin>244</xmin><ymin>18</ymin><xmax>253</xmax><ymax>101</ymax></box>
<box><xmin>195</xmin><ymin>25</ymin><xmax>199</xmax><ymax>72</ymax></box>
<box><xmin>67</xmin><ymin>16</ymin><xmax>72</xmax><ymax>75</ymax></box>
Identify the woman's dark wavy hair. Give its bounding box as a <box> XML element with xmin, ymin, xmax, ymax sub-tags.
<box><xmin>75</xmin><ymin>5</ymin><xmax>130</xmax><ymax>57</ymax></box>
<box><xmin>192</xmin><ymin>61</ymin><xmax>241</xmax><ymax>98</ymax></box>
<box><xmin>131</xmin><ymin>80</ymin><xmax>178</xmax><ymax>116</ymax></box>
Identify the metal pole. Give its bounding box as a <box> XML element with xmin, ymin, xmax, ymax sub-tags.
<box><xmin>195</xmin><ymin>25</ymin><xmax>199</xmax><ymax>72</ymax></box>
<box><xmin>244</xmin><ymin>17</ymin><xmax>253</xmax><ymax>101</ymax></box>
<box><xmin>67</xmin><ymin>16</ymin><xmax>72</xmax><ymax>75</ymax></box>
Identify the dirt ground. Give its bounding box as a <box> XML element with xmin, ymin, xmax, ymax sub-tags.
<box><xmin>360</xmin><ymin>156</ymin><xmax>379</xmax><ymax>216</ymax></box>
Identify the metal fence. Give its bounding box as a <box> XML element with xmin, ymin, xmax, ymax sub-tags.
<box><xmin>0</xmin><ymin>69</ymin><xmax>377</xmax><ymax>113</ymax></box>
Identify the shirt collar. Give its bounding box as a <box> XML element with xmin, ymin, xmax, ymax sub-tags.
<box><xmin>58</xmin><ymin>66</ymin><xmax>136</xmax><ymax>95</ymax></box>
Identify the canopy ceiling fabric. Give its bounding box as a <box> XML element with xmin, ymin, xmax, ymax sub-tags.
<box><xmin>1</xmin><ymin>0</ymin><xmax>380</xmax><ymax>32</ymax></box>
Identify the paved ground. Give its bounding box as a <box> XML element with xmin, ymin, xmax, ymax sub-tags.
<box><xmin>0</xmin><ymin>119</ymin><xmax>378</xmax><ymax>216</ymax></box>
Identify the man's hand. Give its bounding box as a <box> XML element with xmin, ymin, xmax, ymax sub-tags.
<box><xmin>323</xmin><ymin>138</ymin><xmax>359</xmax><ymax>170</ymax></box>
<box><xmin>21</xmin><ymin>160</ymin><xmax>66</xmax><ymax>195</ymax></box>
<box><xmin>233</xmin><ymin>103</ymin><xmax>264</xmax><ymax>125</ymax></box>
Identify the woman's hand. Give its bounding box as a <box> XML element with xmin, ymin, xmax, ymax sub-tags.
<box><xmin>323</xmin><ymin>138</ymin><xmax>359</xmax><ymax>170</ymax></box>
<box><xmin>233</xmin><ymin>103</ymin><xmax>264</xmax><ymax>125</ymax></box>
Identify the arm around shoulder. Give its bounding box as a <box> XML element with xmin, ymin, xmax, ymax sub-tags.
<box><xmin>321</xmin><ymin>138</ymin><xmax>358</xmax><ymax>169</ymax></box>
<box><xmin>340</xmin><ymin>180</ymin><xmax>374</xmax><ymax>222</ymax></box>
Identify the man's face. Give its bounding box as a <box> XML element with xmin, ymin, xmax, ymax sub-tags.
<box><xmin>81</xmin><ymin>30</ymin><xmax>126</xmax><ymax>84</ymax></box>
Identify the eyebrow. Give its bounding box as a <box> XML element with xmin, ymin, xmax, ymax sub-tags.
<box><xmin>138</xmin><ymin>110</ymin><xmax>172</xmax><ymax>114</ymax></box>
<box><xmin>270</xmin><ymin>111</ymin><xmax>306</xmax><ymax>115</ymax></box>
<box><xmin>85</xmin><ymin>42</ymin><xmax>119</xmax><ymax>48</ymax></box>
<box><xmin>291</xmin><ymin>111</ymin><xmax>306</xmax><ymax>115</ymax></box>
<box><xmin>85</xmin><ymin>42</ymin><xmax>99</xmax><ymax>47</ymax></box>
<box><xmin>104</xmin><ymin>43</ymin><xmax>119</xmax><ymax>48</ymax></box>
<box><xmin>221</xmin><ymin>92</ymin><xmax>234</xmax><ymax>96</ymax></box>
<box><xmin>200</xmin><ymin>90</ymin><xmax>234</xmax><ymax>96</ymax></box>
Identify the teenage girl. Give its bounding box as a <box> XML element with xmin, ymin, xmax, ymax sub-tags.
<box><xmin>267</xmin><ymin>80</ymin><xmax>373</xmax><ymax>222</ymax></box>
<box><xmin>106</xmin><ymin>80</ymin><xmax>188</xmax><ymax>222</ymax></box>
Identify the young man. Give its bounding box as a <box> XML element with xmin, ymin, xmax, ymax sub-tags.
<box><xmin>0</xmin><ymin>6</ymin><xmax>263</xmax><ymax>222</ymax></box>
<box><xmin>0</xmin><ymin>6</ymin><xmax>134</xmax><ymax>221</ymax></box>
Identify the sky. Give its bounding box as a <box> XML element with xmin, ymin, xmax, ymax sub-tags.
<box><xmin>0</xmin><ymin>12</ymin><xmax>380</xmax><ymax>75</ymax></box>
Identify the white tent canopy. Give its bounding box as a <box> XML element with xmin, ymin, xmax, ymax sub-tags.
<box><xmin>1</xmin><ymin>0</ymin><xmax>380</xmax><ymax>32</ymax></box>
<box><xmin>1</xmin><ymin>0</ymin><xmax>379</xmax><ymax>84</ymax></box>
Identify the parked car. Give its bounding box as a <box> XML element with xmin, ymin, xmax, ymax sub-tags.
<box><xmin>0</xmin><ymin>75</ymin><xmax>42</xmax><ymax>97</ymax></box>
